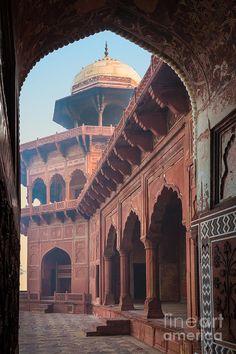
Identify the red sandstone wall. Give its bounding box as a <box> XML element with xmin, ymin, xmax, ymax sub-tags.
<box><xmin>27</xmin><ymin>217</ymin><xmax>89</xmax><ymax>295</ymax></box>
<box><xmin>88</xmin><ymin>113</ymin><xmax>195</xmax><ymax>313</ymax></box>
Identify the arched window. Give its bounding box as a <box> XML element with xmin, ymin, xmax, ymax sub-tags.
<box><xmin>50</xmin><ymin>174</ymin><xmax>65</xmax><ymax>202</ymax></box>
<box><xmin>32</xmin><ymin>178</ymin><xmax>46</xmax><ymax>205</ymax></box>
<box><xmin>69</xmin><ymin>169</ymin><xmax>86</xmax><ymax>199</ymax></box>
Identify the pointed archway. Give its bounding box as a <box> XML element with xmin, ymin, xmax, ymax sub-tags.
<box><xmin>145</xmin><ymin>186</ymin><xmax>187</xmax><ymax>318</ymax></box>
<box><xmin>41</xmin><ymin>248</ymin><xmax>71</xmax><ymax>297</ymax></box>
<box><xmin>119</xmin><ymin>211</ymin><xmax>145</xmax><ymax>310</ymax></box>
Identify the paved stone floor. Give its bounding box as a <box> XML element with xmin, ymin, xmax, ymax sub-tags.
<box><xmin>19</xmin><ymin>312</ymin><xmax>161</xmax><ymax>354</ymax></box>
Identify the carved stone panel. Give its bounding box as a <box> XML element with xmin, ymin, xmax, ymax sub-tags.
<box><xmin>41</xmin><ymin>228</ymin><xmax>48</xmax><ymax>241</ymax></box>
<box><xmin>220</xmin><ymin>127</ymin><xmax>236</xmax><ymax>201</ymax></box>
<box><xmin>212</xmin><ymin>112</ymin><xmax>236</xmax><ymax>205</ymax></box>
<box><xmin>75</xmin><ymin>240</ymin><xmax>86</xmax><ymax>263</ymax></box>
<box><xmin>65</xmin><ymin>225</ymin><xmax>73</xmax><ymax>238</ymax></box>
<box><xmin>50</xmin><ymin>226</ymin><xmax>62</xmax><ymax>239</ymax></box>
<box><xmin>212</xmin><ymin>238</ymin><xmax>236</xmax><ymax>344</ymax></box>
<box><xmin>75</xmin><ymin>223</ymin><xmax>86</xmax><ymax>236</ymax></box>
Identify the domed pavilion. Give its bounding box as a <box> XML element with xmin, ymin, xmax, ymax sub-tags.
<box><xmin>53</xmin><ymin>43</ymin><xmax>141</xmax><ymax>129</ymax></box>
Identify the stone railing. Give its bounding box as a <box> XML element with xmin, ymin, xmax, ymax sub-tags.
<box><xmin>20</xmin><ymin>291</ymin><xmax>40</xmax><ymax>301</ymax></box>
<box><xmin>21</xmin><ymin>199</ymin><xmax>78</xmax><ymax>216</ymax></box>
<box><xmin>55</xmin><ymin>292</ymin><xmax>84</xmax><ymax>302</ymax></box>
<box><xmin>20</xmin><ymin>291</ymin><xmax>89</xmax><ymax>304</ymax></box>
<box><xmin>20</xmin><ymin>125</ymin><xmax>114</xmax><ymax>152</ymax></box>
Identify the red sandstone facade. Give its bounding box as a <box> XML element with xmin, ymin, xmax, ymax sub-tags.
<box><xmin>21</xmin><ymin>56</ymin><xmax>199</xmax><ymax>351</ymax></box>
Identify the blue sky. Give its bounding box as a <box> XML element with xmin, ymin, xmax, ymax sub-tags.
<box><xmin>20</xmin><ymin>31</ymin><xmax>151</xmax><ymax>143</ymax></box>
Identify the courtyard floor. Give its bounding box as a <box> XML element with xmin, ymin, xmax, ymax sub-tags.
<box><xmin>19</xmin><ymin>312</ymin><xmax>161</xmax><ymax>354</ymax></box>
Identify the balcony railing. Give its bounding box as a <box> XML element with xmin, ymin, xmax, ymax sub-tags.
<box><xmin>20</xmin><ymin>125</ymin><xmax>114</xmax><ymax>152</ymax></box>
<box><xmin>21</xmin><ymin>199</ymin><xmax>78</xmax><ymax>216</ymax></box>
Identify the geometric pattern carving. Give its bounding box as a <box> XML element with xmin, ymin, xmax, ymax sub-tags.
<box><xmin>201</xmin><ymin>211</ymin><xmax>236</xmax><ymax>239</ymax></box>
<box><xmin>198</xmin><ymin>207</ymin><xmax>236</xmax><ymax>353</ymax></box>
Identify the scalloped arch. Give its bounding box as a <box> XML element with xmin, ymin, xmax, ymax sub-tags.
<box><xmin>148</xmin><ymin>184</ymin><xmax>183</xmax><ymax>240</ymax></box>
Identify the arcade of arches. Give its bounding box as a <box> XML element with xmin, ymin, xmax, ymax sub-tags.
<box><xmin>30</xmin><ymin>170</ymin><xmax>86</xmax><ymax>205</ymax></box>
<box><xmin>0</xmin><ymin>1</ymin><xmax>236</xmax><ymax>353</ymax></box>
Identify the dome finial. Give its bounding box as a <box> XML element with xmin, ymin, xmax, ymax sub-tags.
<box><xmin>104</xmin><ymin>41</ymin><xmax>109</xmax><ymax>58</ymax></box>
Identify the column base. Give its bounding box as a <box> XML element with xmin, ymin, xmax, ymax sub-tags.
<box><xmin>119</xmin><ymin>295</ymin><xmax>134</xmax><ymax>311</ymax></box>
<box><xmin>103</xmin><ymin>293</ymin><xmax>115</xmax><ymax>306</ymax></box>
<box><xmin>144</xmin><ymin>297</ymin><xmax>164</xmax><ymax>318</ymax></box>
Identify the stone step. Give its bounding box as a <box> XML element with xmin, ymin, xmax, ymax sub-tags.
<box><xmin>86</xmin><ymin>319</ymin><xmax>130</xmax><ymax>336</ymax></box>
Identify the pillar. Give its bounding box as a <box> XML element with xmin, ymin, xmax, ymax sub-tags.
<box><xmin>28</xmin><ymin>185</ymin><xmax>32</xmax><ymax>208</ymax></box>
<box><xmin>119</xmin><ymin>250</ymin><xmax>134</xmax><ymax>311</ymax></box>
<box><xmin>103</xmin><ymin>256</ymin><xmax>115</xmax><ymax>305</ymax></box>
<box><xmin>46</xmin><ymin>182</ymin><xmax>50</xmax><ymax>204</ymax></box>
<box><xmin>98</xmin><ymin>110</ymin><xmax>103</xmax><ymax>126</ymax></box>
<box><xmin>65</xmin><ymin>176</ymin><xmax>70</xmax><ymax>200</ymax></box>
<box><xmin>144</xmin><ymin>239</ymin><xmax>163</xmax><ymax>318</ymax></box>
<box><xmin>188</xmin><ymin>225</ymin><xmax>199</xmax><ymax>320</ymax></box>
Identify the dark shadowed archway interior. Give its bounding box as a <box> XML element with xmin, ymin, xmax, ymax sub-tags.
<box><xmin>32</xmin><ymin>178</ymin><xmax>46</xmax><ymax>204</ymax></box>
<box><xmin>50</xmin><ymin>174</ymin><xmax>66</xmax><ymax>202</ymax></box>
<box><xmin>69</xmin><ymin>169</ymin><xmax>86</xmax><ymax>199</ymax></box>
<box><xmin>41</xmin><ymin>248</ymin><xmax>71</xmax><ymax>297</ymax></box>
<box><xmin>122</xmin><ymin>212</ymin><xmax>146</xmax><ymax>307</ymax></box>
<box><xmin>149</xmin><ymin>187</ymin><xmax>187</xmax><ymax>315</ymax></box>
<box><xmin>105</xmin><ymin>225</ymin><xmax>120</xmax><ymax>305</ymax></box>
<box><xmin>131</xmin><ymin>218</ymin><xmax>146</xmax><ymax>303</ymax></box>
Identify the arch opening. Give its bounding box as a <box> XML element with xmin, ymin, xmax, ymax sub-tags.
<box><xmin>148</xmin><ymin>186</ymin><xmax>187</xmax><ymax>316</ymax></box>
<box><xmin>69</xmin><ymin>169</ymin><xmax>86</xmax><ymax>199</ymax></box>
<box><xmin>104</xmin><ymin>225</ymin><xmax>120</xmax><ymax>305</ymax></box>
<box><xmin>50</xmin><ymin>174</ymin><xmax>66</xmax><ymax>202</ymax></box>
<box><xmin>41</xmin><ymin>248</ymin><xmax>71</xmax><ymax>297</ymax></box>
<box><xmin>32</xmin><ymin>178</ymin><xmax>46</xmax><ymax>205</ymax></box>
<box><xmin>122</xmin><ymin>211</ymin><xmax>146</xmax><ymax>307</ymax></box>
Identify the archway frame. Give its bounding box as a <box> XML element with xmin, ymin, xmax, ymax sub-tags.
<box><xmin>40</xmin><ymin>246</ymin><xmax>72</xmax><ymax>296</ymax></box>
<box><xmin>148</xmin><ymin>184</ymin><xmax>184</xmax><ymax>240</ymax></box>
<box><xmin>122</xmin><ymin>210</ymin><xmax>143</xmax><ymax>251</ymax></box>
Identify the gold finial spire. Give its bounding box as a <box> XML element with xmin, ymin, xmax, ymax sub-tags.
<box><xmin>104</xmin><ymin>41</ymin><xmax>109</xmax><ymax>58</ymax></box>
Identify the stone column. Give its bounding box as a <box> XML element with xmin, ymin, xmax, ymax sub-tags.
<box><xmin>46</xmin><ymin>182</ymin><xmax>50</xmax><ymax>204</ymax></box>
<box><xmin>98</xmin><ymin>110</ymin><xmax>103</xmax><ymax>126</ymax></box>
<box><xmin>144</xmin><ymin>239</ymin><xmax>163</xmax><ymax>318</ymax></box>
<box><xmin>119</xmin><ymin>250</ymin><xmax>134</xmax><ymax>311</ymax></box>
<box><xmin>28</xmin><ymin>185</ymin><xmax>32</xmax><ymax>208</ymax></box>
<box><xmin>65</xmin><ymin>176</ymin><xmax>70</xmax><ymax>200</ymax></box>
<box><xmin>103</xmin><ymin>256</ymin><xmax>114</xmax><ymax>305</ymax></box>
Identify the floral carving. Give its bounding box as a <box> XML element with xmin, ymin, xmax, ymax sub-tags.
<box><xmin>213</xmin><ymin>240</ymin><xmax>236</xmax><ymax>343</ymax></box>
